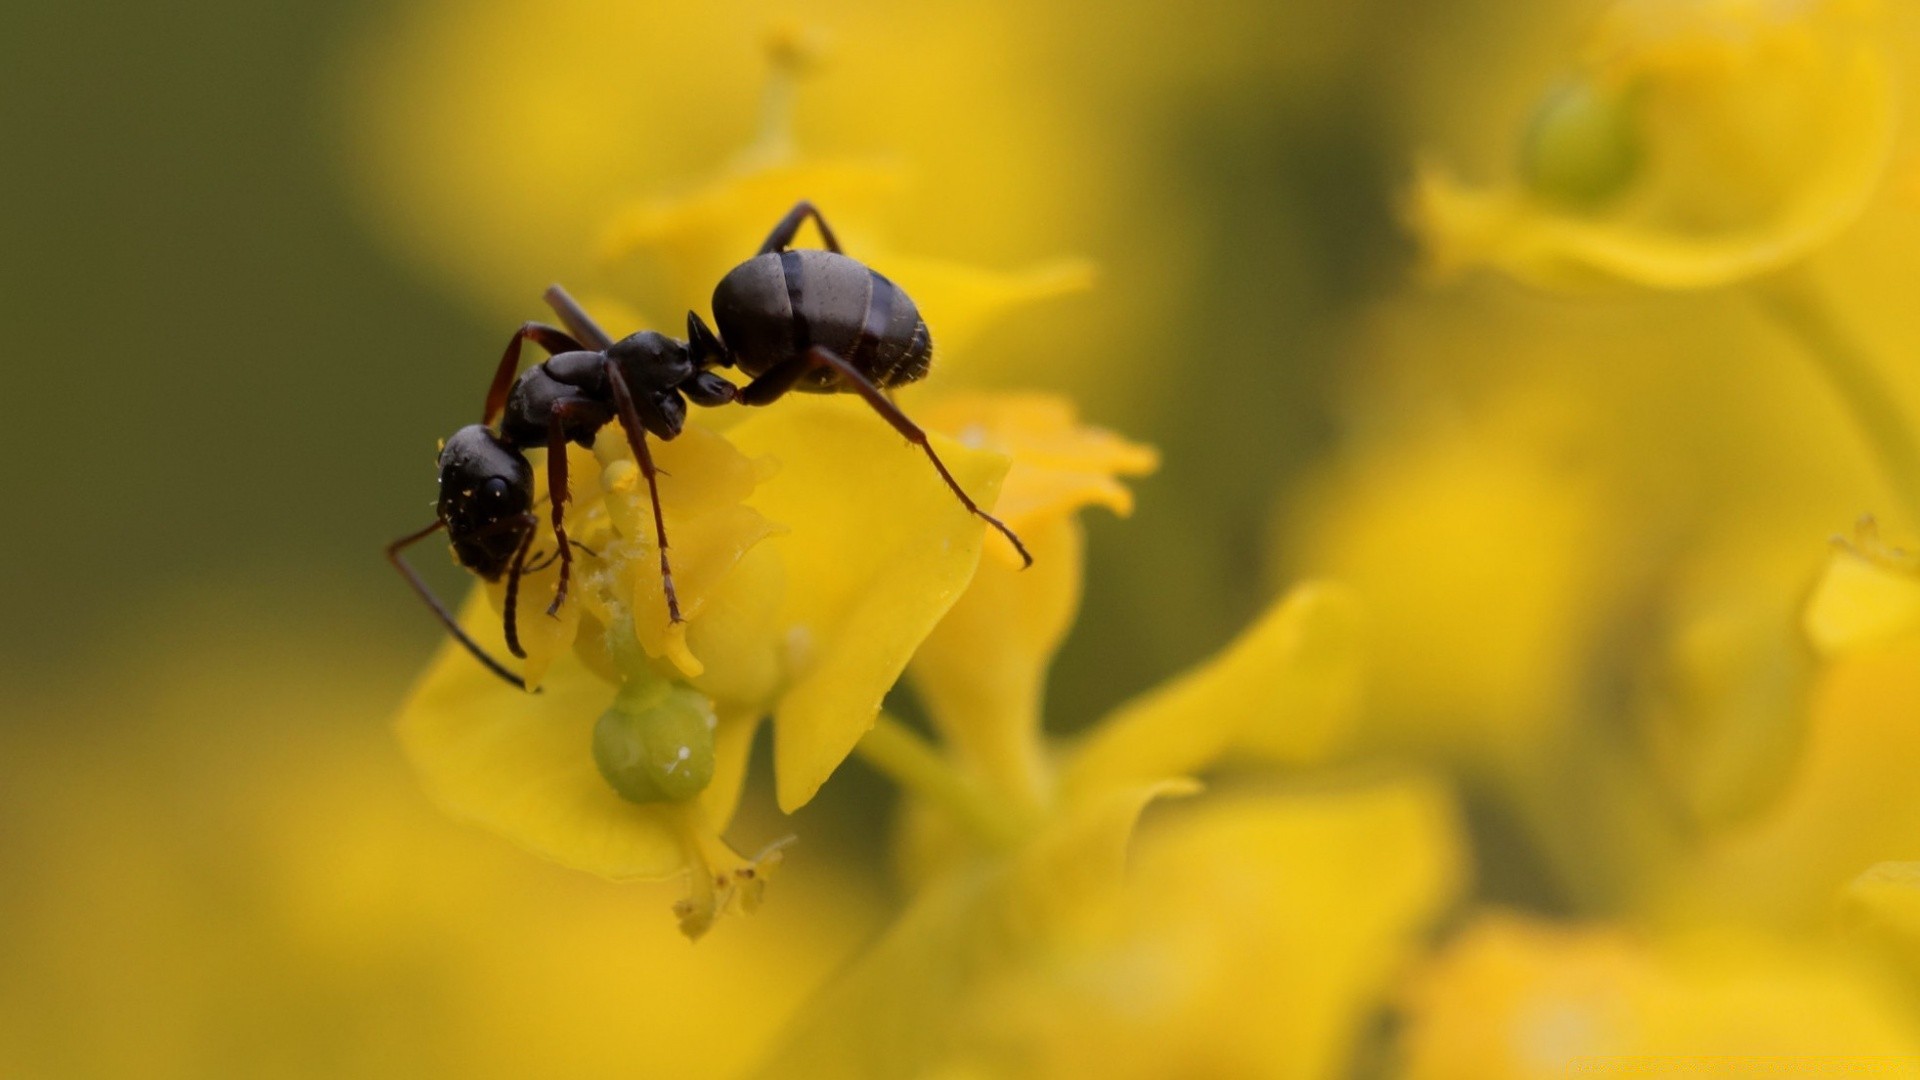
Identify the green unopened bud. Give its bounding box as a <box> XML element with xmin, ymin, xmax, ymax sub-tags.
<box><xmin>1522</xmin><ymin>78</ymin><xmax>1643</xmax><ymax>209</ymax></box>
<box><xmin>592</xmin><ymin>679</ymin><xmax>717</xmax><ymax>804</ymax></box>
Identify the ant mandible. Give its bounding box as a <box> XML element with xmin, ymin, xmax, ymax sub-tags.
<box><xmin>388</xmin><ymin>201</ymin><xmax>1032</xmax><ymax>690</ymax></box>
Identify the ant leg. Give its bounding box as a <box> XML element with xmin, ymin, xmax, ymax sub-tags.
<box><xmin>738</xmin><ymin>346</ymin><xmax>1033</xmax><ymax>567</ymax></box>
<box><xmin>603</xmin><ymin>357</ymin><xmax>685</xmax><ymax>623</ymax></box>
<box><xmin>523</xmin><ymin>539</ymin><xmax>596</xmax><ymax>575</ymax></box>
<box><xmin>542</xmin><ymin>285</ymin><xmax>616</xmax><ymax>350</ymax></box>
<box><xmin>387</xmin><ymin>519</ymin><xmax>532</xmax><ymax>691</ymax></box>
<box><xmin>500</xmin><ymin>522</ymin><xmax>539</xmax><ymax>658</ymax></box>
<box><xmin>756</xmin><ymin>200</ymin><xmax>843</xmax><ymax>255</ymax></box>
<box><xmin>485</xmin><ymin>322</ymin><xmax>583</xmax><ymax>425</ymax></box>
<box><xmin>541</xmin><ymin>399</ymin><xmax>609</xmax><ymax>617</ymax></box>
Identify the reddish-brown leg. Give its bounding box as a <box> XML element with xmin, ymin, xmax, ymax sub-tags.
<box><xmin>543</xmin><ymin>399</ymin><xmax>611</xmax><ymax>617</ymax></box>
<box><xmin>602</xmin><ymin>357</ymin><xmax>684</xmax><ymax>623</ymax></box>
<box><xmin>757</xmin><ymin>200</ymin><xmax>843</xmax><ymax>254</ymax></box>
<box><xmin>738</xmin><ymin>346</ymin><xmax>1033</xmax><ymax>567</ymax></box>
<box><xmin>485</xmin><ymin>322</ymin><xmax>584</xmax><ymax>424</ymax></box>
<box><xmin>500</xmin><ymin>523</ymin><xmax>539</xmax><ymax>659</ymax></box>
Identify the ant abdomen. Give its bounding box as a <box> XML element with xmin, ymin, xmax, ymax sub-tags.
<box><xmin>711</xmin><ymin>249</ymin><xmax>932</xmax><ymax>391</ymax></box>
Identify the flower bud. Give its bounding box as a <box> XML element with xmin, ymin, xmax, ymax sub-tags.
<box><xmin>1521</xmin><ymin>79</ymin><xmax>1642</xmax><ymax>209</ymax></box>
<box><xmin>592</xmin><ymin>679</ymin><xmax>718</xmax><ymax>804</ymax></box>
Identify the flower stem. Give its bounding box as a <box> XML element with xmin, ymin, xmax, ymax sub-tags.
<box><xmin>1752</xmin><ymin>270</ymin><xmax>1920</xmax><ymax>525</ymax></box>
<box><xmin>855</xmin><ymin>714</ymin><xmax>1027</xmax><ymax>848</ymax></box>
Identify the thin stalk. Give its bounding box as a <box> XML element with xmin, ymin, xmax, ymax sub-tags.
<box><xmin>1752</xmin><ymin>270</ymin><xmax>1920</xmax><ymax>524</ymax></box>
<box><xmin>855</xmin><ymin>714</ymin><xmax>1028</xmax><ymax>849</ymax></box>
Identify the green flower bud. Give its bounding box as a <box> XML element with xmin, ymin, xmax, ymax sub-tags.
<box><xmin>1522</xmin><ymin>78</ymin><xmax>1643</xmax><ymax>210</ymax></box>
<box><xmin>592</xmin><ymin>679</ymin><xmax>718</xmax><ymax>804</ymax></box>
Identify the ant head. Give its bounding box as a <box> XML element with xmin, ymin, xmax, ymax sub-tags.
<box><xmin>437</xmin><ymin>425</ymin><xmax>534</xmax><ymax>579</ymax></box>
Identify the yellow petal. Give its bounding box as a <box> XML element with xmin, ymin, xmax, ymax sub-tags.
<box><xmin>1400</xmin><ymin>913</ymin><xmax>1920</xmax><ymax>1079</ymax></box>
<box><xmin>1804</xmin><ymin>540</ymin><xmax>1920</xmax><ymax>656</ymax></box>
<box><xmin>882</xmin><ymin>255</ymin><xmax>1096</xmax><ymax>362</ymax></box>
<box><xmin>599</xmin><ymin>159</ymin><xmax>905</xmax><ymax>317</ymax></box>
<box><xmin>757</xmin><ymin>779</ymin><xmax>1194</xmax><ymax>1077</ymax></box>
<box><xmin>959</xmin><ymin>777</ymin><xmax>1464</xmax><ymax>1080</ymax></box>
<box><xmin>1841</xmin><ymin>862</ymin><xmax>1920</xmax><ymax>977</ymax></box>
<box><xmin>918</xmin><ymin>392</ymin><xmax>1159</xmax><ymax>548</ymax></box>
<box><xmin>723</xmin><ymin>395</ymin><xmax>1010</xmax><ymax>812</ymax></box>
<box><xmin>1063</xmin><ymin>581</ymin><xmax>1364</xmax><ymax>799</ymax></box>
<box><xmin>394</xmin><ymin>590</ymin><xmax>758</xmax><ymax>880</ymax></box>
<box><xmin>910</xmin><ymin>515</ymin><xmax>1081</xmax><ymax>808</ymax></box>
<box><xmin>1678</xmin><ymin>636</ymin><xmax>1920</xmax><ymax>926</ymax></box>
<box><xmin>907</xmin><ymin>393</ymin><xmax>1157</xmax><ymax>803</ymax></box>
<box><xmin>593</xmin><ymin>420</ymin><xmax>782</xmax><ymax>681</ymax></box>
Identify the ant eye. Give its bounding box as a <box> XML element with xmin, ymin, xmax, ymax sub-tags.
<box><xmin>481</xmin><ymin>477</ymin><xmax>512</xmax><ymax>502</ymax></box>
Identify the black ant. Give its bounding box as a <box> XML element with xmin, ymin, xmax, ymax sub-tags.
<box><xmin>389</xmin><ymin>201</ymin><xmax>1032</xmax><ymax>690</ymax></box>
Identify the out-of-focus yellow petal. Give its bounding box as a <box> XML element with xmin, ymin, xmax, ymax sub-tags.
<box><xmin>882</xmin><ymin>256</ymin><xmax>1096</xmax><ymax>362</ymax></box>
<box><xmin>600</xmin><ymin>160</ymin><xmax>904</xmax><ymax>317</ymax></box>
<box><xmin>1282</xmin><ymin>394</ymin><xmax>1616</xmax><ymax>763</ymax></box>
<box><xmin>1678</xmin><ymin>636</ymin><xmax>1920</xmax><ymax>927</ymax></box>
<box><xmin>1630</xmin><ymin>533</ymin><xmax>1818</xmax><ymax>834</ymax></box>
<box><xmin>1409</xmin><ymin>0</ymin><xmax>1895</xmax><ymax>291</ymax></box>
<box><xmin>911</xmin><ymin>514</ymin><xmax>1081</xmax><ymax>809</ymax></box>
<box><xmin>1063</xmin><ymin>581</ymin><xmax>1364</xmax><ymax>799</ymax></box>
<box><xmin>724</xmin><ymin>395</ymin><xmax>1010</xmax><ymax>812</ymax></box>
<box><xmin>758</xmin><ymin>778</ymin><xmax>1193</xmax><ymax>1077</ymax></box>
<box><xmin>905</xmin><ymin>394</ymin><xmax>1157</xmax><ymax>803</ymax></box>
<box><xmin>1400</xmin><ymin>913</ymin><xmax>1920</xmax><ymax>1079</ymax></box>
<box><xmin>956</xmin><ymin>777</ymin><xmax>1463</xmax><ymax>1080</ymax></box>
<box><xmin>1842</xmin><ymin>862</ymin><xmax>1920</xmax><ymax>977</ymax></box>
<box><xmin>1805</xmin><ymin>526</ymin><xmax>1920</xmax><ymax>656</ymax></box>
<box><xmin>778</xmin><ymin>777</ymin><xmax>1461</xmax><ymax>1078</ymax></box>
<box><xmin>398</xmin><ymin>592</ymin><xmax>753</xmax><ymax>881</ymax></box>
<box><xmin>0</xmin><ymin>607</ymin><xmax>884</xmax><ymax>1076</ymax></box>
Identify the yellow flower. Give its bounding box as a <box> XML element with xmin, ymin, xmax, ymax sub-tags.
<box><xmin>924</xmin><ymin>781</ymin><xmax>1463</xmax><ymax>1080</ymax></box>
<box><xmin>0</xmin><ymin>605</ymin><xmax>879</xmax><ymax>1078</ymax></box>
<box><xmin>391</xmin><ymin>51</ymin><xmax>1109</xmax><ymax>935</ymax></box>
<box><xmin>771</xmin><ymin>777</ymin><xmax>1462</xmax><ymax>1079</ymax></box>
<box><xmin>1804</xmin><ymin>518</ymin><xmax>1920</xmax><ymax>657</ymax></box>
<box><xmin>1280</xmin><ymin>389</ymin><xmax>1620</xmax><ymax>766</ymax></box>
<box><xmin>1399</xmin><ymin>912</ymin><xmax>1920</xmax><ymax>1079</ymax></box>
<box><xmin>396</xmin><ymin>376</ymin><xmax>1013</xmax><ymax>934</ymax></box>
<box><xmin>340</xmin><ymin>0</ymin><xmax>1109</xmax><ymax>325</ymax></box>
<box><xmin>1408</xmin><ymin>0</ymin><xmax>1895</xmax><ymax>290</ymax></box>
<box><xmin>1670</xmin><ymin>524</ymin><xmax>1920</xmax><ymax>928</ymax></box>
<box><xmin>749</xmin><ymin>394</ymin><xmax>1411</xmax><ymax>1074</ymax></box>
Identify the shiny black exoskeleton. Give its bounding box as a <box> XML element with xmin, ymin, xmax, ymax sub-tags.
<box><xmin>389</xmin><ymin>201</ymin><xmax>1030</xmax><ymax>690</ymax></box>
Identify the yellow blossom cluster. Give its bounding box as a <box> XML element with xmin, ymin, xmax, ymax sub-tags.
<box><xmin>26</xmin><ymin>0</ymin><xmax>1909</xmax><ymax>1075</ymax></box>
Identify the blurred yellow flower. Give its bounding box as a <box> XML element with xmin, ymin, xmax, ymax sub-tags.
<box><xmin>0</xmin><ymin>607</ymin><xmax>879</xmax><ymax>1078</ymax></box>
<box><xmin>1673</xmin><ymin>529</ymin><xmax>1920</xmax><ymax>928</ymax></box>
<box><xmin>1400</xmin><ymin>912</ymin><xmax>1920</xmax><ymax>1079</ymax></box>
<box><xmin>1409</xmin><ymin>0</ymin><xmax>1896</xmax><ymax>291</ymax></box>
<box><xmin>759</xmin><ymin>402</ymin><xmax>1391</xmax><ymax>1072</ymax></box>
<box><xmin>789</xmin><ymin>779</ymin><xmax>1459</xmax><ymax>1080</ymax></box>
